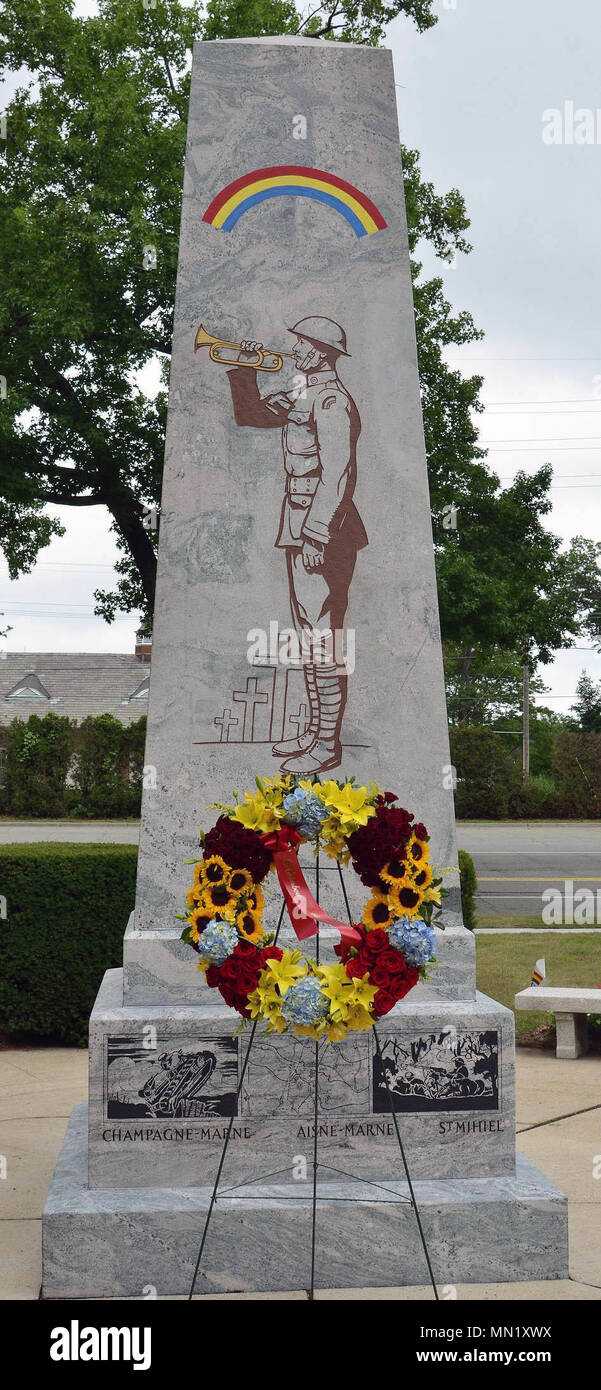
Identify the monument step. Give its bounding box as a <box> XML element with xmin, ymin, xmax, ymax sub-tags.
<box><xmin>88</xmin><ymin>968</ymin><xmax>515</xmax><ymax>1189</ymax></box>
<box><xmin>122</xmin><ymin>911</ymin><xmax>476</xmax><ymax>1007</ymax></box>
<box><xmin>43</xmin><ymin>1103</ymin><xmax>568</xmax><ymax>1298</ymax></box>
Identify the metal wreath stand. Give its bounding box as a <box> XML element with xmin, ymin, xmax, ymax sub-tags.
<box><xmin>188</xmin><ymin>856</ymin><xmax>439</xmax><ymax>1302</ymax></box>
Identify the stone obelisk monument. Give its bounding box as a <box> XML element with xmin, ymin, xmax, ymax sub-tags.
<box><xmin>42</xmin><ymin>38</ymin><xmax>567</xmax><ymax>1297</ymax></box>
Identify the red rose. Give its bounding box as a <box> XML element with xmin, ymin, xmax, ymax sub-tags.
<box><xmin>234</xmin><ymin>939</ymin><xmax>256</xmax><ymax>959</ymax></box>
<box><xmin>413</xmin><ymin>823</ymin><xmax>428</xmax><ymax>841</ymax></box>
<box><xmin>392</xmin><ymin>969</ymin><xmax>419</xmax><ymax>1001</ymax></box>
<box><xmin>205</xmin><ymin>965</ymin><xmax>221</xmax><ymax>988</ymax></box>
<box><xmin>369</xmin><ymin>963</ymin><xmax>391</xmax><ymax>986</ymax></box>
<box><xmin>364</xmin><ymin>929</ymin><xmax>388</xmax><ymax>953</ymax></box>
<box><xmin>382</xmin><ymin>950</ymin><xmax>406</xmax><ymax>977</ymax></box>
<box><xmin>346</xmin><ymin>958</ymin><xmax>366</xmax><ymax>980</ymax></box>
<box><xmin>373</xmin><ymin>988</ymin><xmax>397</xmax><ymax>1017</ymax></box>
<box><xmin>258</xmin><ymin>945</ymin><xmax>283</xmax><ymax>966</ymax></box>
<box><xmin>219</xmin><ymin>957</ymin><xmax>240</xmax><ymax>981</ymax></box>
<box><xmin>237</xmin><ymin>971</ymin><xmax>258</xmax><ymax>994</ymax></box>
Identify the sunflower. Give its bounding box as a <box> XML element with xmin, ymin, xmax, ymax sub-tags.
<box><xmin>410</xmin><ymin>862</ymin><xmax>433</xmax><ymax>892</ymax></box>
<box><xmin>186</xmin><ymin>885</ymin><xmax>205</xmax><ymax>910</ymax></box>
<box><xmin>362</xmin><ymin>893</ymin><xmax>396</xmax><ymax>931</ymax></box>
<box><xmin>245</xmin><ymin>883</ymin><xmax>264</xmax><ymax>914</ymax></box>
<box><xmin>380</xmin><ymin>856</ymin><xmax>412</xmax><ymax>889</ymax></box>
<box><xmin>406</xmin><ymin>834</ymin><xmax>430</xmax><ymax>867</ymax></box>
<box><xmin>187</xmin><ymin>907</ymin><xmax>214</xmax><ymax>943</ymax></box>
<box><xmin>201</xmin><ymin>880</ymin><xmax>238</xmax><ymax>915</ymax></box>
<box><xmin>388</xmin><ymin>884</ymin><xmax>423</xmax><ymax>919</ymax></box>
<box><xmin>202</xmin><ymin>854</ymin><xmax>230</xmax><ymax>886</ymax></box>
<box><xmin>237</xmin><ymin>906</ymin><xmax>264</xmax><ymax>943</ymax></box>
<box><xmin>191</xmin><ymin>861</ymin><xmax>207</xmax><ymax>890</ymax></box>
<box><xmin>228</xmin><ymin>866</ymin><xmax>253</xmax><ymax>896</ymax></box>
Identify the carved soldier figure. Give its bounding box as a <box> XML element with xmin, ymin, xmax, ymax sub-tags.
<box><xmin>226</xmin><ymin>316</ymin><xmax>367</xmax><ymax>774</ymax></box>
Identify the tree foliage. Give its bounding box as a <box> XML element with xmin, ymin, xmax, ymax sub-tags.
<box><xmin>1</xmin><ymin>0</ymin><xmax>600</xmax><ymax>668</ymax></box>
<box><xmin>571</xmin><ymin>670</ymin><xmax>601</xmax><ymax>733</ymax></box>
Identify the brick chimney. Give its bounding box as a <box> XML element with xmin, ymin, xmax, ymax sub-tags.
<box><xmin>135</xmin><ymin>630</ymin><xmax>152</xmax><ymax>664</ymax></box>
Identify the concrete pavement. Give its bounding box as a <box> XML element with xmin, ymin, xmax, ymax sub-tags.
<box><xmin>0</xmin><ymin>1044</ymin><xmax>599</xmax><ymax>1301</ymax></box>
<box><xmin>0</xmin><ymin>820</ymin><xmax>140</xmax><ymax>844</ymax></box>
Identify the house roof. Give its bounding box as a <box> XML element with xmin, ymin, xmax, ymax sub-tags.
<box><xmin>0</xmin><ymin>653</ymin><xmax>151</xmax><ymax>726</ymax></box>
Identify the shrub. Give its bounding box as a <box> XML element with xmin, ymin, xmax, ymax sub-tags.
<box><xmin>0</xmin><ymin>712</ymin><xmax>147</xmax><ymax>818</ymax></box>
<box><xmin>552</xmin><ymin>731</ymin><xmax>601</xmax><ymax>818</ymax></box>
<box><xmin>450</xmin><ymin>725</ymin><xmax>523</xmax><ymax>818</ymax></box>
<box><xmin>2</xmin><ymin>713</ymin><xmax>74</xmax><ymax>817</ymax></box>
<box><xmin>0</xmin><ymin>843</ymin><xmax>137</xmax><ymax>1044</ymax></box>
<box><xmin>458</xmin><ymin>849</ymin><xmax>477</xmax><ymax>931</ymax></box>
<box><xmin>72</xmin><ymin>713</ymin><xmax>145</xmax><ymax>817</ymax></box>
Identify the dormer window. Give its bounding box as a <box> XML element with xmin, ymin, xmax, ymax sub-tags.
<box><xmin>128</xmin><ymin>677</ymin><xmax>150</xmax><ymax>702</ymax></box>
<box><xmin>5</xmin><ymin>673</ymin><xmax>51</xmax><ymax>700</ymax></box>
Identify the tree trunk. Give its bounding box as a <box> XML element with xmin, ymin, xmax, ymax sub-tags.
<box><xmin>107</xmin><ymin>492</ymin><xmax>158</xmax><ymax>612</ymax></box>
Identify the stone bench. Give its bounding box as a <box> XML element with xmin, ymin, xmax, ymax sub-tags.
<box><xmin>514</xmin><ymin>986</ymin><xmax>601</xmax><ymax>1058</ymax></box>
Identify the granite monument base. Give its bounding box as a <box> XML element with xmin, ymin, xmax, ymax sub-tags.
<box><xmin>88</xmin><ymin>968</ymin><xmax>515</xmax><ymax>1188</ymax></box>
<box><xmin>42</xmin><ymin>1103</ymin><xmax>568</xmax><ymax>1298</ymax></box>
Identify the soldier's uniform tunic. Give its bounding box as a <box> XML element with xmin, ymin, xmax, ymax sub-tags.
<box><xmin>227</xmin><ymin>366</ymin><xmax>367</xmax><ymax>640</ymax></box>
<box><xmin>227</xmin><ymin>355</ymin><xmax>367</xmax><ymax>771</ymax></box>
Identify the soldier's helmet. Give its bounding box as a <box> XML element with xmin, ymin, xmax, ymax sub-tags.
<box><xmin>287</xmin><ymin>316</ymin><xmax>350</xmax><ymax>356</ymax></box>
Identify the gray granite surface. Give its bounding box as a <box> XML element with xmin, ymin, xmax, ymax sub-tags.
<box><xmin>123</xmin><ymin>911</ymin><xmax>476</xmax><ymax>1006</ymax></box>
<box><xmin>43</xmin><ymin>1104</ymin><xmax>568</xmax><ymax>1298</ymax></box>
<box><xmin>88</xmin><ymin>969</ymin><xmax>514</xmax><ymax>1188</ymax></box>
<box><xmin>134</xmin><ymin>37</ymin><xmax>462</xmax><ymax>932</ymax></box>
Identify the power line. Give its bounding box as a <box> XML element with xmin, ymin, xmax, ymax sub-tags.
<box><xmin>486</xmin><ymin>405</ymin><xmax>601</xmax><ymax>411</ymax></box>
<box><xmin>446</xmin><ymin>356</ymin><xmax>601</xmax><ymax>361</ymax></box>
<box><xmin>486</xmin><ymin>446</ymin><xmax>601</xmax><ymax>452</ymax></box>
<box><xmin>482</xmin><ymin>399</ymin><xmax>601</xmax><ymax>406</ymax></box>
<box><xmin>480</xmin><ymin>436</ymin><xmax>601</xmax><ymax>443</ymax></box>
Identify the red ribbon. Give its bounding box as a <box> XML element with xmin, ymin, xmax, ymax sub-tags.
<box><xmin>261</xmin><ymin>827</ymin><xmax>362</xmax><ymax>946</ymax></box>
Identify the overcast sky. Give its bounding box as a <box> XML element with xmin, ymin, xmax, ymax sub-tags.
<box><xmin>1</xmin><ymin>0</ymin><xmax>600</xmax><ymax>715</ymax></box>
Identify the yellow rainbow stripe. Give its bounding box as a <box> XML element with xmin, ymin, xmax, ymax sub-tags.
<box><xmin>202</xmin><ymin>164</ymin><xmax>387</xmax><ymax>238</ymax></box>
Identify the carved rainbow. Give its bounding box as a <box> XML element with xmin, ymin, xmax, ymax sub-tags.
<box><xmin>202</xmin><ymin>164</ymin><xmax>387</xmax><ymax>237</ymax></box>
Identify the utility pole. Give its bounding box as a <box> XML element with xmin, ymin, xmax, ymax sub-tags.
<box><xmin>522</xmin><ymin>660</ymin><xmax>530</xmax><ymax>778</ymax></box>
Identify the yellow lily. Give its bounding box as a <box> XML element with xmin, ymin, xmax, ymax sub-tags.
<box><xmin>263</xmin><ymin>948</ymin><xmax>307</xmax><ymax>996</ymax></box>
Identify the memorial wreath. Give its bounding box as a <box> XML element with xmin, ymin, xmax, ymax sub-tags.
<box><xmin>180</xmin><ymin>776</ymin><xmax>451</xmax><ymax>1041</ymax></box>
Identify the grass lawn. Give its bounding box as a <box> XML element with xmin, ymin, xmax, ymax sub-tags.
<box><xmin>475</xmin><ymin>931</ymin><xmax>601</xmax><ymax>1037</ymax></box>
<box><xmin>477</xmin><ymin>914</ymin><xmax>601</xmax><ymax>930</ymax></box>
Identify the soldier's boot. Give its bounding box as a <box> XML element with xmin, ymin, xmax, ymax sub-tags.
<box><xmin>280</xmin><ymin>666</ymin><xmax>345</xmax><ymax>774</ymax></box>
<box><xmin>272</xmin><ymin>664</ymin><xmax>319</xmax><ymax>756</ymax></box>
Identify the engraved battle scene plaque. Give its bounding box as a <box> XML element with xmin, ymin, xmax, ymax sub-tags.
<box><xmin>105</xmin><ymin>1034</ymin><xmax>238</xmax><ymax>1120</ymax></box>
<box><xmin>372</xmin><ymin>1029</ymin><xmax>500</xmax><ymax>1114</ymax></box>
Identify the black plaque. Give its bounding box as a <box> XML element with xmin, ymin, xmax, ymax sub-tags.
<box><xmin>373</xmin><ymin>1029</ymin><xmax>499</xmax><ymax>1113</ymax></box>
<box><xmin>105</xmin><ymin>1034</ymin><xmax>238</xmax><ymax>1120</ymax></box>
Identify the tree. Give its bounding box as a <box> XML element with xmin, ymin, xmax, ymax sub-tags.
<box><xmin>443</xmin><ymin>643</ymin><xmax>549</xmax><ymax>726</ymax></box>
<box><xmin>571</xmin><ymin>671</ymin><xmax>601</xmax><ymax>733</ymax></box>
<box><xmin>2</xmin><ymin>0</ymin><xmax>600</xmax><ymax>663</ymax></box>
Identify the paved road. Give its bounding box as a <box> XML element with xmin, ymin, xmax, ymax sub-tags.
<box><xmin>1</xmin><ymin>819</ymin><xmax>599</xmax><ymax>920</ymax></box>
<box><xmin>458</xmin><ymin>822</ymin><xmax>601</xmax><ymax>919</ymax></box>
<box><xmin>0</xmin><ymin>820</ymin><xmax>141</xmax><ymax>844</ymax></box>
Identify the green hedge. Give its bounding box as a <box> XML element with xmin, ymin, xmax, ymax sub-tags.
<box><xmin>458</xmin><ymin>849</ymin><xmax>477</xmax><ymax>931</ymax></box>
<box><xmin>0</xmin><ymin>843</ymin><xmax>137</xmax><ymax>1044</ymax></box>
<box><xmin>2</xmin><ymin>713</ymin><xmax>73</xmax><ymax>817</ymax></box>
<box><xmin>450</xmin><ymin>724</ymin><xmax>601</xmax><ymax>819</ymax></box>
<box><xmin>0</xmin><ymin>712</ymin><xmax>147</xmax><ymax>818</ymax></box>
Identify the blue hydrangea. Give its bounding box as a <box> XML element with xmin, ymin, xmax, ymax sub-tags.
<box><xmin>283</xmin><ymin>786</ymin><xmax>329</xmax><ymax>839</ymax></box>
<box><xmin>388</xmin><ymin>917</ymin><xmax>436</xmax><ymax>967</ymax></box>
<box><xmin>281</xmin><ymin>975</ymin><xmax>330</xmax><ymax>1027</ymax></box>
<box><xmin>198</xmin><ymin>920</ymin><xmax>238</xmax><ymax>966</ymax></box>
